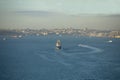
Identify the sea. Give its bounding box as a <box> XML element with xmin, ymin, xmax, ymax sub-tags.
<box><xmin>0</xmin><ymin>35</ymin><xmax>120</xmax><ymax>80</ymax></box>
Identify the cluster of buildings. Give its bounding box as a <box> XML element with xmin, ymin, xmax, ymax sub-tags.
<box><xmin>0</xmin><ymin>28</ymin><xmax>120</xmax><ymax>38</ymax></box>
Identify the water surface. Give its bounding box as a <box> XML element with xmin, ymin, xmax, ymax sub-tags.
<box><xmin>0</xmin><ymin>35</ymin><xmax>120</xmax><ymax>80</ymax></box>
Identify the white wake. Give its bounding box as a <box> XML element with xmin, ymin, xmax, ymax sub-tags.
<box><xmin>78</xmin><ymin>44</ymin><xmax>103</xmax><ymax>53</ymax></box>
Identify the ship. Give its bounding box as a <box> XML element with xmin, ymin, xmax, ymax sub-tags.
<box><xmin>56</xmin><ymin>40</ymin><xmax>62</xmax><ymax>50</ymax></box>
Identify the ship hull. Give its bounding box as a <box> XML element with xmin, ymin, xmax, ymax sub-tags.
<box><xmin>56</xmin><ymin>46</ymin><xmax>61</xmax><ymax>50</ymax></box>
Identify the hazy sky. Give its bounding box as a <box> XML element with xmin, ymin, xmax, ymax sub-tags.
<box><xmin>0</xmin><ymin>0</ymin><xmax>120</xmax><ymax>30</ymax></box>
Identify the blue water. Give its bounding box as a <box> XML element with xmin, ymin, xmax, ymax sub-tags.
<box><xmin>0</xmin><ymin>35</ymin><xmax>120</xmax><ymax>80</ymax></box>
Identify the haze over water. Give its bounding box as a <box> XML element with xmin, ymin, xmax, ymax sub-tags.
<box><xmin>0</xmin><ymin>0</ymin><xmax>120</xmax><ymax>30</ymax></box>
<box><xmin>0</xmin><ymin>0</ymin><xmax>120</xmax><ymax>80</ymax></box>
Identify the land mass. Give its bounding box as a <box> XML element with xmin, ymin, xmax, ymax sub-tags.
<box><xmin>0</xmin><ymin>28</ymin><xmax>120</xmax><ymax>38</ymax></box>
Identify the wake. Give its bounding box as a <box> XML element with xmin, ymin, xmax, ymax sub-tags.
<box><xmin>78</xmin><ymin>44</ymin><xmax>103</xmax><ymax>54</ymax></box>
<box><xmin>34</xmin><ymin>44</ymin><xmax>103</xmax><ymax>66</ymax></box>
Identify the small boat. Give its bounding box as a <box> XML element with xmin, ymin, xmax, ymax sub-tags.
<box><xmin>3</xmin><ymin>38</ymin><xmax>6</xmax><ymax>40</ymax></box>
<box><xmin>108</xmin><ymin>40</ymin><xmax>112</xmax><ymax>43</ymax></box>
<box><xmin>56</xmin><ymin>40</ymin><xmax>62</xmax><ymax>50</ymax></box>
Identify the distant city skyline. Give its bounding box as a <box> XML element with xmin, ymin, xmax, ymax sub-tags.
<box><xmin>0</xmin><ymin>0</ymin><xmax>120</xmax><ymax>30</ymax></box>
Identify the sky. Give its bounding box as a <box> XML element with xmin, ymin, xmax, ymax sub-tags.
<box><xmin>0</xmin><ymin>0</ymin><xmax>120</xmax><ymax>30</ymax></box>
